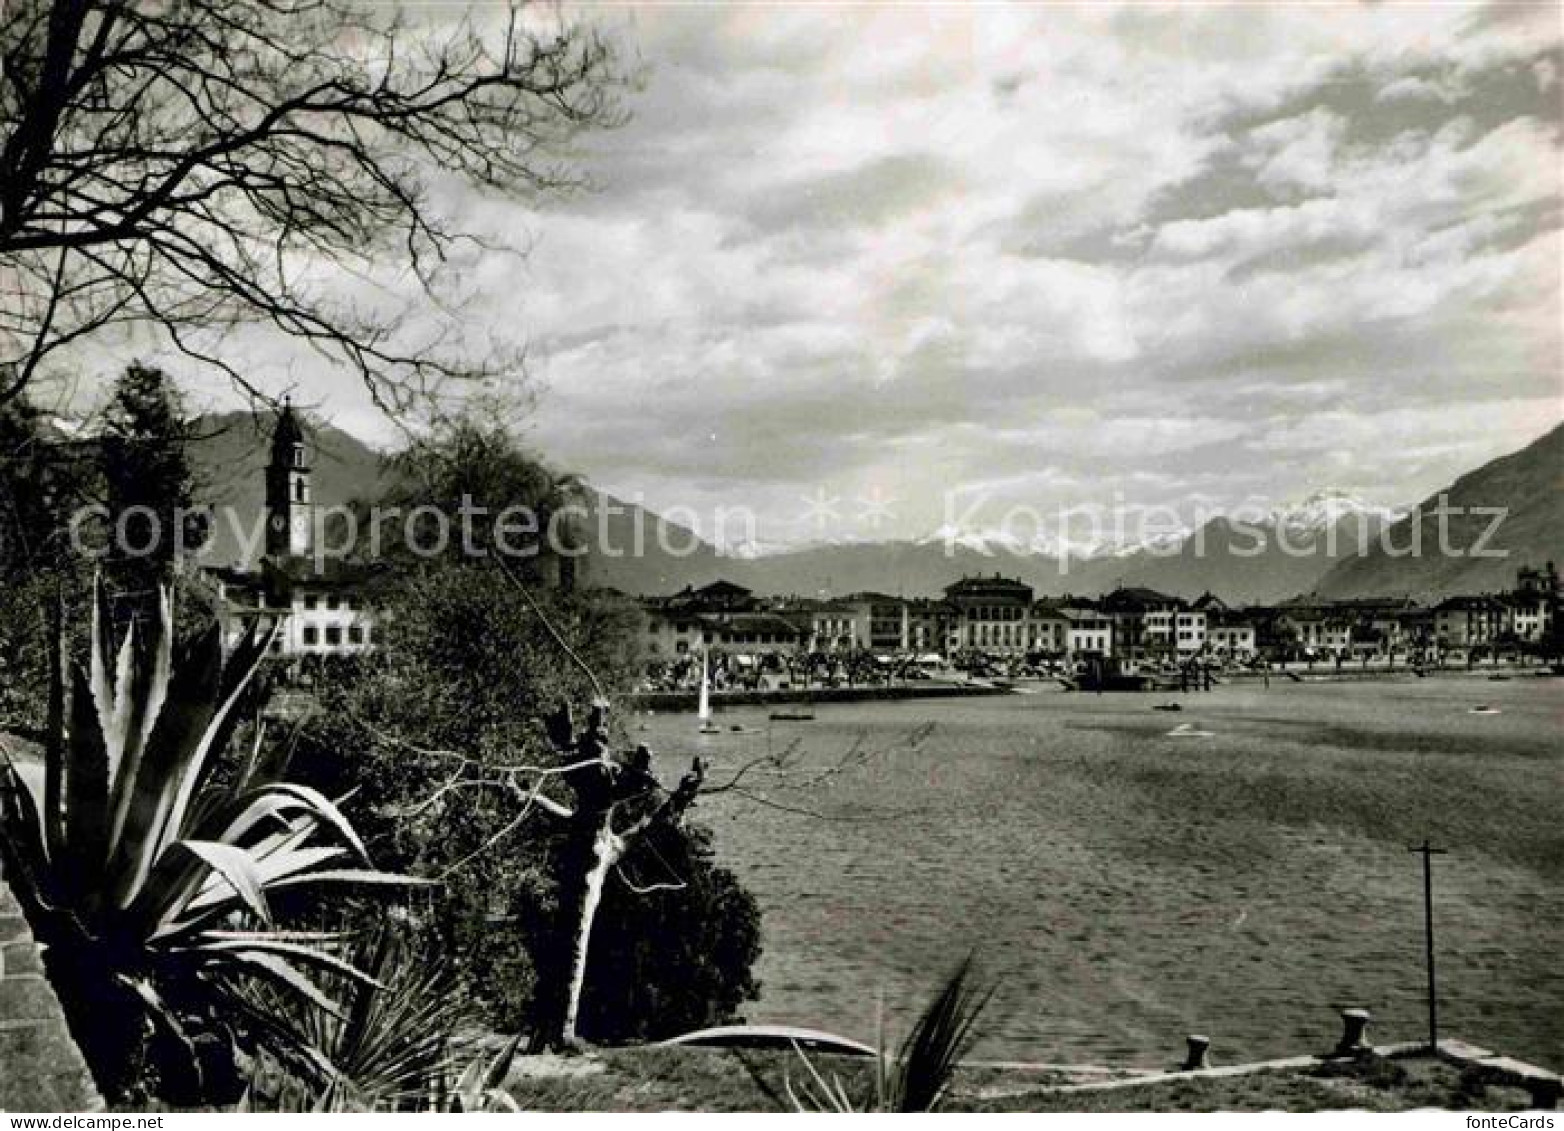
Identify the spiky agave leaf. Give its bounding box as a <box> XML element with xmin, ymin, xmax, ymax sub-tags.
<box><xmin>105</xmin><ymin>616</ymin><xmax>275</xmax><ymax>909</ymax></box>
<box><xmin>785</xmin><ymin>957</ymin><xmax>994</xmax><ymax>1113</ymax></box>
<box><xmin>449</xmin><ymin>1033</ymin><xmax>524</xmax><ymax>1112</ymax></box>
<box><xmin>223</xmin><ymin>782</ymin><xmax>373</xmax><ymax>862</ymax></box>
<box><xmin>140</xmin><ymin>782</ymin><xmax>377</xmax><ymax>941</ymax></box>
<box><xmin>784</xmin><ymin>1039</ymin><xmax>859</xmax><ymax>1112</ymax></box>
<box><xmin>42</xmin><ymin>587</ymin><xmax>66</xmax><ymax>863</ymax></box>
<box><xmin>882</xmin><ymin>955</ymin><xmax>993</xmax><ymax>1112</ymax></box>
<box><xmin>104</xmin><ymin>586</ymin><xmax>173</xmax><ymax>864</ymax></box>
<box><xmin>63</xmin><ymin>660</ymin><xmax>112</xmax><ymax>907</ymax></box>
<box><xmin>217</xmin><ymin>949</ymin><xmax>351</xmax><ymax>1020</ymax></box>
<box><xmin>149</xmin><ymin>847</ymin><xmax>411</xmax><ymax>942</ymax></box>
<box><xmin>103</xmin><ymin>622</ymin><xmax>227</xmax><ymax>908</ymax></box>
<box><xmin>171</xmin><ymin>840</ymin><xmax>275</xmax><ymax>925</ymax></box>
<box><xmin>193</xmin><ymin>938</ymin><xmax>388</xmax><ymax>992</ymax></box>
<box><xmin>0</xmin><ymin>759</ymin><xmax>48</xmax><ymax>891</ymax></box>
<box><xmin>151</xmin><ymin>620</ymin><xmax>274</xmax><ymax>875</ymax></box>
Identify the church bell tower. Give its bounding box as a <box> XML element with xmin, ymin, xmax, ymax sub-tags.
<box><xmin>264</xmin><ymin>399</ymin><xmax>311</xmax><ymax>559</ymax></box>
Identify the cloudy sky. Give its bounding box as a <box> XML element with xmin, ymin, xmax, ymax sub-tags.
<box><xmin>122</xmin><ymin>2</ymin><xmax>1564</xmax><ymax>548</ymax></box>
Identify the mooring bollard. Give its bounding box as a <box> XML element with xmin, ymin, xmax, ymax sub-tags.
<box><xmin>1332</xmin><ymin>1008</ymin><xmax>1372</xmax><ymax>1057</ymax></box>
<box><xmin>1182</xmin><ymin>1034</ymin><xmax>1211</xmax><ymax>1071</ymax></box>
<box><xmin>1525</xmin><ymin>1077</ymin><xmax>1560</xmax><ymax>1111</ymax></box>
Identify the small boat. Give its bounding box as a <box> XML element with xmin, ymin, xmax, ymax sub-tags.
<box><xmin>662</xmin><ymin>1024</ymin><xmax>875</xmax><ymax>1058</ymax></box>
<box><xmin>1488</xmin><ymin>674</ymin><xmax>1512</xmax><ymax>682</ymax></box>
<box><xmin>1166</xmin><ymin>722</ymin><xmax>1214</xmax><ymax>738</ymax></box>
<box><xmin>697</xmin><ymin>652</ymin><xmax>721</xmax><ymax>734</ymax></box>
<box><xmin>1153</xmin><ymin>702</ymin><xmax>1183</xmax><ymax>713</ymax></box>
<box><xmin>769</xmin><ymin>710</ymin><xmax>815</xmax><ymax>722</ymax></box>
<box><xmin>1467</xmin><ymin>704</ymin><xmax>1501</xmax><ymax>715</ymax></box>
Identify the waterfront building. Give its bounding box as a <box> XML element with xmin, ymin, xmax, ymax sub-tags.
<box><xmin>1434</xmin><ymin>594</ymin><xmax>1507</xmax><ymax>651</ymax></box>
<box><xmin>634</xmin><ymin>571</ymin><xmax>1559</xmax><ymax>672</ymax></box>
<box><xmin>772</xmin><ymin>597</ymin><xmax>860</xmax><ymax>652</ymax></box>
<box><xmin>641</xmin><ymin>601</ymin><xmax>801</xmax><ymax>658</ymax></box>
<box><xmin>1506</xmin><ymin>592</ymin><xmax>1553</xmax><ymax>643</ymax></box>
<box><xmin>1173</xmin><ymin>608</ymin><xmax>1208</xmax><ymax>655</ymax></box>
<box><xmin>663</xmin><ymin>579</ymin><xmax>758</xmax><ymax>615</ymax></box>
<box><xmin>841</xmin><ymin>591</ymin><xmax>910</xmax><ymax>652</ymax></box>
<box><xmin>1101</xmin><ymin>587</ymin><xmax>1183</xmax><ymax>660</ymax></box>
<box><xmin>700</xmin><ymin>611</ymin><xmax>804</xmax><ymax>655</ymax></box>
<box><xmin>1028</xmin><ymin>601</ymin><xmax>1071</xmax><ymax>655</ymax></box>
<box><xmin>944</xmin><ymin>575</ymin><xmax>1034</xmax><ymax>654</ymax></box>
<box><xmin>640</xmin><ymin>604</ymin><xmax>703</xmax><ymax>657</ymax></box>
<box><xmin>1061</xmin><ymin>606</ymin><xmax>1114</xmax><ymax>657</ymax></box>
<box><xmin>1205</xmin><ymin>609</ymin><xmax>1256</xmax><ymax>660</ymax></box>
<box><xmin>1347</xmin><ymin>597</ymin><xmax>1422</xmax><ymax>658</ymax></box>
<box><xmin>905</xmin><ymin>598</ymin><xmax>959</xmax><ymax>656</ymax></box>
<box><xmin>1277</xmin><ymin>598</ymin><xmax>1355</xmax><ymax>657</ymax></box>
<box><xmin>1507</xmin><ymin>562</ymin><xmax>1558</xmax><ymax>643</ymax></box>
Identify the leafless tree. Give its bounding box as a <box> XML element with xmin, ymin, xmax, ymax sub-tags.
<box><xmin>0</xmin><ymin>0</ymin><xmax>622</xmax><ymax>411</ymax></box>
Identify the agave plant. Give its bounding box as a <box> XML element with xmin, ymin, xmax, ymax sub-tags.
<box><xmin>0</xmin><ymin>578</ymin><xmax>423</xmax><ymax>1104</ymax></box>
<box><xmin>785</xmin><ymin>956</ymin><xmax>994</xmax><ymax>1113</ymax></box>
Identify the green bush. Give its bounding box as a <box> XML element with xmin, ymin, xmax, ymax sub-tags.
<box><xmin>290</xmin><ymin>562</ymin><xmax>761</xmax><ymax>1044</ymax></box>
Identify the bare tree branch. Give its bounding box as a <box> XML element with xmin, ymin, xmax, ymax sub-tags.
<box><xmin>0</xmin><ymin>0</ymin><xmax>626</xmax><ymax>410</ymax></box>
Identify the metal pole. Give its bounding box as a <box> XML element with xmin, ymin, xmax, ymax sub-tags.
<box><xmin>1410</xmin><ymin>840</ymin><xmax>1447</xmax><ymax>1052</ymax></box>
<box><xmin>1423</xmin><ymin>844</ymin><xmax>1436</xmax><ymax>1050</ymax></box>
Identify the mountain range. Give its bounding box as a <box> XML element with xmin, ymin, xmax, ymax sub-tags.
<box><xmin>182</xmin><ymin>411</ymin><xmax>1562</xmax><ymax>605</ymax></box>
<box><xmin>1312</xmin><ymin>420</ymin><xmax>1564</xmax><ymax>600</ymax></box>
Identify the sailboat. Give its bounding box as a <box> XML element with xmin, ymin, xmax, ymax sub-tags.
<box><xmin>697</xmin><ymin>650</ymin><xmax>721</xmax><ymax>734</ymax></box>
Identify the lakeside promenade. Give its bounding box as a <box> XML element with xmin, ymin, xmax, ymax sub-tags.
<box><xmin>628</xmin><ymin>681</ymin><xmax>1009</xmax><ymax>712</ymax></box>
<box><xmin>630</xmin><ymin>663</ymin><xmax>1559</xmax><ymax>711</ymax></box>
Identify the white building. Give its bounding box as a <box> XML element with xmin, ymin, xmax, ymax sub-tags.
<box><xmin>1173</xmin><ymin>609</ymin><xmax>1208</xmax><ymax>655</ymax></box>
<box><xmin>1062</xmin><ymin>608</ymin><xmax>1114</xmax><ymax>657</ymax></box>
<box><xmin>1205</xmin><ymin>613</ymin><xmax>1256</xmax><ymax>659</ymax></box>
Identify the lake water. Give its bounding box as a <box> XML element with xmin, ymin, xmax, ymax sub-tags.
<box><xmin>637</xmin><ymin>675</ymin><xmax>1563</xmax><ymax>1069</ymax></box>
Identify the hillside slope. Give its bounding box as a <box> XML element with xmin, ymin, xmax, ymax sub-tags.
<box><xmin>188</xmin><ymin>411</ymin><xmax>392</xmax><ymax>566</ymax></box>
<box><xmin>187</xmin><ymin>411</ymin><xmax>733</xmax><ymax>588</ymax></box>
<box><xmin>1113</xmin><ymin>511</ymin><xmax>1396</xmax><ymax>604</ymax></box>
<box><xmin>1314</xmin><ymin>422</ymin><xmax>1564</xmax><ymax>599</ymax></box>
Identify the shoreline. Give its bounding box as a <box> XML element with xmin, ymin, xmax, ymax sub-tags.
<box><xmin>631</xmin><ymin>664</ymin><xmax>1558</xmax><ymax>709</ymax></box>
<box><xmin>1221</xmin><ymin>663</ymin><xmax>1557</xmax><ymax>685</ymax></box>
<box><xmin>627</xmin><ymin>682</ymin><xmax>1009</xmax><ymax>711</ymax></box>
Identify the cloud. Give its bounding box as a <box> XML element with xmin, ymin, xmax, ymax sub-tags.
<box><xmin>499</xmin><ymin>3</ymin><xmax>1560</xmax><ymax>540</ymax></box>
<box><xmin>1244</xmin><ymin>108</ymin><xmax>1348</xmax><ymax>193</ymax></box>
<box><xmin>52</xmin><ymin>2</ymin><xmax>1561</xmax><ymax>544</ymax></box>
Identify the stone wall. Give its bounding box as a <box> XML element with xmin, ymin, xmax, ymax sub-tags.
<box><xmin>0</xmin><ymin>853</ymin><xmax>102</xmax><ymax>1111</ymax></box>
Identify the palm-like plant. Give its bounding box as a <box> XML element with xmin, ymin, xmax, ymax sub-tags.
<box><xmin>785</xmin><ymin>956</ymin><xmax>994</xmax><ymax>1113</ymax></box>
<box><xmin>241</xmin><ymin>927</ymin><xmax>474</xmax><ymax>1109</ymax></box>
<box><xmin>243</xmin><ymin>1032</ymin><xmax>525</xmax><ymax>1113</ymax></box>
<box><xmin>0</xmin><ymin>578</ymin><xmax>423</xmax><ymax>1104</ymax></box>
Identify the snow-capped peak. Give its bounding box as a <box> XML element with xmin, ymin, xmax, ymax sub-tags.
<box><xmin>917</xmin><ymin>522</ymin><xmax>1173</xmax><ymax>560</ymax></box>
<box><xmin>1270</xmin><ymin>490</ymin><xmax>1406</xmax><ymax>534</ymax></box>
<box><xmin>918</xmin><ymin>523</ymin><xmax>1035</xmax><ymax>555</ymax></box>
<box><xmin>717</xmin><ymin>536</ymin><xmax>791</xmax><ymax>560</ymax></box>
